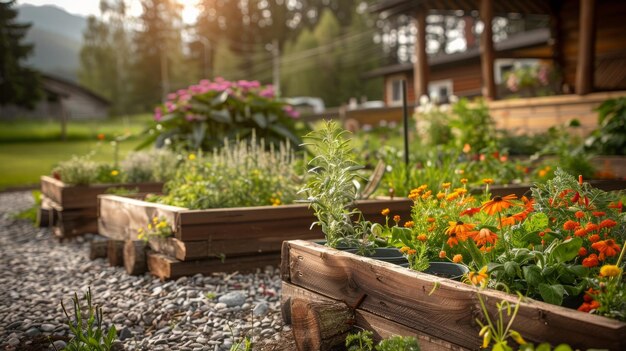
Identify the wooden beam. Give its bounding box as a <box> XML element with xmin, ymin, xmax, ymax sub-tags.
<box><xmin>480</xmin><ymin>0</ymin><xmax>496</xmax><ymax>100</ymax></box>
<box><xmin>575</xmin><ymin>0</ymin><xmax>596</xmax><ymax>95</ymax></box>
<box><xmin>413</xmin><ymin>9</ymin><xmax>429</xmax><ymax>101</ymax></box>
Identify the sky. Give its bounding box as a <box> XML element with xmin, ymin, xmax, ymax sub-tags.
<box><xmin>18</xmin><ymin>0</ymin><xmax>201</xmax><ymax>23</ymax></box>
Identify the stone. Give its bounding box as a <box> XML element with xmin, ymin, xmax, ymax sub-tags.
<box><xmin>53</xmin><ymin>340</ymin><xmax>67</xmax><ymax>350</ymax></box>
<box><xmin>217</xmin><ymin>291</ymin><xmax>246</xmax><ymax>307</ymax></box>
<box><xmin>119</xmin><ymin>327</ymin><xmax>132</xmax><ymax>340</ymax></box>
<box><xmin>252</xmin><ymin>302</ymin><xmax>269</xmax><ymax>317</ymax></box>
<box><xmin>40</xmin><ymin>323</ymin><xmax>55</xmax><ymax>332</ymax></box>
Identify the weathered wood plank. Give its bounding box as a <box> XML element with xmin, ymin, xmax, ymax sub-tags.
<box><xmin>281</xmin><ymin>282</ymin><xmax>469</xmax><ymax>351</ymax></box>
<box><xmin>147</xmin><ymin>252</ymin><xmax>281</xmax><ymax>280</ymax></box>
<box><xmin>290</xmin><ymin>298</ymin><xmax>354</xmax><ymax>350</ymax></box>
<box><xmin>89</xmin><ymin>238</ymin><xmax>108</xmax><ymax>260</ymax></box>
<box><xmin>284</xmin><ymin>240</ymin><xmax>626</xmax><ymax>350</ymax></box>
<box><xmin>98</xmin><ymin>195</ymin><xmax>182</xmax><ymax>241</ymax></box>
<box><xmin>107</xmin><ymin>240</ymin><xmax>125</xmax><ymax>267</ymax></box>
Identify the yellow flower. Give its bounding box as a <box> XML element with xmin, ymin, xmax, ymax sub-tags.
<box><xmin>452</xmin><ymin>254</ymin><xmax>463</xmax><ymax>263</ymax></box>
<box><xmin>147</xmin><ymin>223</ymin><xmax>153</xmax><ymax>230</ymax></box>
<box><xmin>599</xmin><ymin>264</ymin><xmax>622</xmax><ymax>277</ymax></box>
<box><xmin>469</xmin><ymin>266</ymin><xmax>489</xmax><ymax>286</ymax></box>
<box><xmin>442</xmin><ymin>182</ymin><xmax>451</xmax><ymax>189</ymax></box>
<box><xmin>156</xmin><ymin>221</ymin><xmax>167</xmax><ymax>229</ymax></box>
<box><xmin>461</xmin><ymin>178</ymin><xmax>468</xmax><ymax>184</ymax></box>
<box><xmin>153</xmin><ymin>217</ymin><xmax>159</xmax><ymax>224</ymax></box>
<box><xmin>188</xmin><ymin>153</ymin><xmax>196</xmax><ymax>160</ymax></box>
<box><xmin>436</xmin><ymin>192</ymin><xmax>445</xmax><ymax>200</ymax></box>
<box><xmin>482</xmin><ymin>178</ymin><xmax>494</xmax><ymax>184</ymax></box>
<box><xmin>381</xmin><ymin>208</ymin><xmax>390</xmax><ymax>216</ymax></box>
<box><xmin>111</xmin><ymin>170</ymin><xmax>119</xmax><ymax>176</ymax></box>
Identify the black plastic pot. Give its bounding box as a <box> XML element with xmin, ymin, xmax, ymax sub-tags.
<box><xmin>400</xmin><ymin>261</ymin><xmax>469</xmax><ymax>281</ymax></box>
<box><xmin>345</xmin><ymin>247</ymin><xmax>408</xmax><ymax>266</ymax></box>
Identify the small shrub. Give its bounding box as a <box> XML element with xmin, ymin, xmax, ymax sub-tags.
<box><xmin>53</xmin><ymin>155</ymin><xmax>100</xmax><ymax>185</ymax></box>
<box><xmin>120</xmin><ymin>149</ymin><xmax>178</xmax><ymax>183</ymax></box>
<box><xmin>376</xmin><ymin>336</ymin><xmax>420</xmax><ymax>351</ymax></box>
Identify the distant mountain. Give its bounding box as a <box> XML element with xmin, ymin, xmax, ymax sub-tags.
<box><xmin>16</xmin><ymin>4</ymin><xmax>86</xmax><ymax>82</ymax></box>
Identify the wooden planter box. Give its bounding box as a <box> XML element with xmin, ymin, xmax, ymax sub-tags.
<box><xmin>280</xmin><ymin>240</ymin><xmax>626</xmax><ymax>351</ymax></box>
<box><xmin>97</xmin><ymin>195</ymin><xmax>412</xmax><ymax>280</ymax></box>
<box><xmin>476</xmin><ymin>179</ymin><xmax>626</xmax><ymax>198</ymax></box>
<box><xmin>40</xmin><ymin>176</ymin><xmax>163</xmax><ymax>238</ymax></box>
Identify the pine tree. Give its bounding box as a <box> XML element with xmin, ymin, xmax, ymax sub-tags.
<box><xmin>0</xmin><ymin>0</ymin><xmax>42</xmax><ymax>109</ymax></box>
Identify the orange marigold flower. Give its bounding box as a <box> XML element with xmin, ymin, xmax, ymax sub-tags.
<box><xmin>472</xmin><ymin>228</ymin><xmax>498</xmax><ymax>246</ymax></box>
<box><xmin>585</xmin><ymin>222</ymin><xmax>599</xmax><ymax>232</ymax></box>
<box><xmin>582</xmin><ymin>254</ymin><xmax>599</xmax><ymax>268</ymax></box>
<box><xmin>591</xmin><ymin>239</ymin><xmax>621</xmax><ymax>260</ymax></box>
<box><xmin>463</xmin><ymin>143</ymin><xmax>471</xmax><ymax>153</ymax></box>
<box><xmin>446</xmin><ymin>192</ymin><xmax>460</xmax><ymax>201</ymax></box>
<box><xmin>454</xmin><ymin>188</ymin><xmax>468</xmax><ymax>195</ymax></box>
<box><xmin>452</xmin><ymin>254</ymin><xmax>463</xmax><ymax>263</ymax></box>
<box><xmin>599</xmin><ymin>219</ymin><xmax>617</xmax><ymax>228</ymax></box>
<box><xmin>447</xmin><ymin>233</ymin><xmax>460</xmax><ymax>247</ymax></box>
<box><xmin>461</xmin><ymin>178</ymin><xmax>468</xmax><ymax>184</ymax></box>
<box><xmin>421</xmin><ymin>190</ymin><xmax>432</xmax><ymax>199</ymax></box>
<box><xmin>483</xmin><ymin>178</ymin><xmax>494</xmax><ymax>184</ymax></box>
<box><xmin>393</xmin><ymin>215</ymin><xmax>401</xmax><ymax>223</ymax></box>
<box><xmin>479</xmin><ymin>245</ymin><xmax>493</xmax><ymax>253</ymax></box>
<box><xmin>589</xmin><ymin>234</ymin><xmax>600</xmax><ymax>243</ymax></box>
<box><xmin>563</xmin><ymin>220</ymin><xmax>580</xmax><ymax>231</ymax></box>
<box><xmin>578</xmin><ymin>300</ymin><xmax>601</xmax><ymax>313</ymax></box>
<box><xmin>97</xmin><ymin>133</ymin><xmax>105</xmax><ymax>140</ymax></box>
<box><xmin>500</xmin><ymin>215</ymin><xmax>517</xmax><ymax>227</ymax></box>
<box><xmin>578</xmin><ymin>247</ymin><xmax>587</xmax><ymax>256</ymax></box>
<box><xmin>575</xmin><ymin>211</ymin><xmax>585</xmax><ymax>219</ymax></box>
<box><xmin>574</xmin><ymin>228</ymin><xmax>587</xmax><ymax>237</ymax></box>
<box><xmin>426</xmin><ymin>217</ymin><xmax>436</xmax><ymax>223</ymax></box>
<box><xmin>381</xmin><ymin>208</ymin><xmax>390</xmax><ymax>216</ymax></box>
<box><xmin>481</xmin><ymin>194</ymin><xmax>518</xmax><ymax>215</ymax></box>
<box><xmin>608</xmin><ymin>200</ymin><xmax>623</xmax><ymax>212</ymax></box>
<box><xmin>446</xmin><ymin>220</ymin><xmax>475</xmax><ymax>236</ymax></box>
<box><xmin>442</xmin><ymin>182</ymin><xmax>451</xmax><ymax>189</ymax></box>
<box><xmin>400</xmin><ymin>246</ymin><xmax>410</xmax><ymax>253</ymax></box>
<box><xmin>460</xmin><ymin>207</ymin><xmax>480</xmax><ymax>217</ymax></box>
<box><xmin>436</xmin><ymin>192</ymin><xmax>445</xmax><ymax>200</ymax></box>
<box><xmin>417</xmin><ymin>234</ymin><xmax>428</xmax><ymax>242</ymax></box>
<box><xmin>468</xmin><ymin>266</ymin><xmax>488</xmax><ymax>286</ymax></box>
<box><xmin>438</xmin><ymin>250</ymin><xmax>447</xmax><ymax>258</ymax></box>
<box><xmin>404</xmin><ymin>221</ymin><xmax>415</xmax><ymax>228</ymax></box>
<box><xmin>407</xmin><ymin>249</ymin><xmax>417</xmax><ymax>255</ymax></box>
<box><xmin>592</xmin><ymin>211</ymin><xmax>606</xmax><ymax>217</ymax></box>
<box><xmin>427</xmin><ymin>224</ymin><xmax>436</xmax><ymax>232</ymax></box>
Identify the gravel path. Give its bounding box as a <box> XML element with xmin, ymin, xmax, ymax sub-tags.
<box><xmin>0</xmin><ymin>191</ymin><xmax>293</xmax><ymax>350</ymax></box>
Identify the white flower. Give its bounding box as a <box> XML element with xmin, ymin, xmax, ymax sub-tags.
<box><xmin>419</xmin><ymin>95</ymin><xmax>430</xmax><ymax>105</ymax></box>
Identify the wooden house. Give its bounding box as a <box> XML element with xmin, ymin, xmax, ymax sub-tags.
<box><xmin>364</xmin><ymin>0</ymin><xmax>626</xmax><ymax>134</ymax></box>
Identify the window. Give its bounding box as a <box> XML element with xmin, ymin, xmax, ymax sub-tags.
<box><xmin>389</xmin><ymin>78</ymin><xmax>404</xmax><ymax>105</ymax></box>
<box><xmin>428</xmin><ymin>79</ymin><xmax>453</xmax><ymax>104</ymax></box>
<box><xmin>495</xmin><ymin>59</ymin><xmax>539</xmax><ymax>84</ymax></box>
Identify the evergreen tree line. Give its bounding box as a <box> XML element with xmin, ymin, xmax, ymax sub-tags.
<box><xmin>78</xmin><ymin>0</ymin><xmax>384</xmax><ymax>115</ymax></box>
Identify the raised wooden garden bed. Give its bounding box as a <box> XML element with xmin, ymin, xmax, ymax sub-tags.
<box><xmin>280</xmin><ymin>240</ymin><xmax>626</xmax><ymax>351</ymax></box>
<box><xmin>97</xmin><ymin>195</ymin><xmax>413</xmax><ymax>279</ymax></box>
<box><xmin>479</xmin><ymin>179</ymin><xmax>626</xmax><ymax>197</ymax></box>
<box><xmin>40</xmin><ymin>176</ymin><xmax>163</xmax><ymax>239</ymax></box>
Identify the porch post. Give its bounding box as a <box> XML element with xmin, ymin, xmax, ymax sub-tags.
<box><xmin>480</xmin><ymin>0</ymin><xmax>495</xmax><ymax>100</ymax></box>
<box><xmin>414</xmin><ymin>9</ymin><xmax>429</xmax><ymax>101</ymax></box>
<box><xmin>575</xmin><ymin>0</ymin><xmax>596</xmax><ymax>95</ymax></box>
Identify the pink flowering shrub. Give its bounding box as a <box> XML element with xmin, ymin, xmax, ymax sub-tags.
<box><xmin>145</xmin><ymin>78</ymin><xmax>303</xmax><ymax>150</ymax></box>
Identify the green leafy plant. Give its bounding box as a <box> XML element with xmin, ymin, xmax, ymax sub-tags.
<box><xmin>144</xmin><ymin>78</ymin><xmax>304</xmax><ymax>151</ymax></box>
<box><xmin>346</xmin><ymin>330</ymin><xmax>374</xmax><ymax>351</ymax></box>
<box><xmin>120</xmin><ymin>149</ymin><xmax>179</xmax><ymax>183</ymax></box>
<box><xmin>299</xmin><ymin>121</ymin><xmax>373</xmax><ymax>250</ymax></box>
<box><xmin>137</xmin><ymin>216</ymin><xmax>172</xmax><ymax>241</ymax></box>
<box><xmin>375</xmin><ymin>336</ymin><xmax>420</xmax><ymax>351</ymax></box>
<box><xmin>14</xmin><ymin>190</ymin><xmax>42</xmax><ymax>224</ymax></box>
<box><xmin>55</xmin><ymin>287</ymin><xmax>117</xmax><ymax>351</ymax></box>
<box><xmin>585</xmin><ymin>97</ymin><xmax>626</xmax><ymax>156</ymax></box>
<box><xmin>150</xmin><ymin>135</ymin><xmax>302</xmax><ymax>209</ymax></box>
<box><xmin>53</xmin><ymin>154</ymin><xmax>100</xmax><ymax>185</ymax></box>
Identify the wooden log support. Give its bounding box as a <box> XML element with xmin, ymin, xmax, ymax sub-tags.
<box><xmin>89</xmin><ymin>239</ymin><xmax>109</xmax><ymax>260</ymax></box>
<box><xmin>107</xmin><ymin>240</ymin><xmax>125</xmax><ymax>267</ymax></box>
<box><xmin>124</xmin><ymin>240</ymin><xmax>147</xmax><ymax>275</ymax></box>
<box><xmin>290</xmin><ymin>298</ymin><xmax>354</xmax><ymax>351</ymax></box>
<box><xmin>575</xmin><ymin>0</ymin><xmax>596</xmax><ymax>95</ymax></box>
<box><xmin>480</xmin><ymin>0</ymin><xmax>496</xmax><ymax>100</ymax></box>
<box><xmin>147</xmin><ymin>252</ymin><xmax>281</xmax><ymax>281</ymax></box>
<box><xmin>36</xmin><ymin>207</ymin><xmax>50</xmax><ymax>228</ymax></box>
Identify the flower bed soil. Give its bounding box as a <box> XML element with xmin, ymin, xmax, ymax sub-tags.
<box><xmin>280</xmin><ymin>240</ymin><xmax>626</xmax><ymax>350</ymax></box>
<box><xmin>40</xmin><ymin>176</ymin><xmax>163</xmax><ymax>239</ymax></box>
<box><xmin>97</xmin><ymin>195</ymin><xmax>412</xmax><ymax>280</ymax></box>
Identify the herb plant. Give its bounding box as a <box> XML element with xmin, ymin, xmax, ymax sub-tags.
<box><xmin>346</xmin><ymin>330</ymin><xmax>374</xmax><ymax>351</ymax></box>
<box><xmin>151</xmin><ymin>135</ymin><xmax>302</xmax><ymax>209</ymax></box>
<box><xmin>300</xmin><ymin>121</ymin><xmax>372</xmax><ymax>249</ymax></box>
<box><xmin>55</xmin><ymin>287</ymin><xmax>117</xmax><ymax>351</ymax></box>
<box><xmin>585</xmin><ymin>97</ymin><xmax>626</xmax><ymax>156</ymax></box>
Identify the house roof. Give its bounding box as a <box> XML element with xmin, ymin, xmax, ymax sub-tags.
<box><xmin>42</xmin><ymin>74</ymin><xmax>111</xmax><ymax>106</ymax></box>
<box><xmin>370</xmin><ymin>0</ymin><xmax>553</xmax><ymax>17</ymax></box>
<box><xmin>363</xmin><ymin>28</ymin><xmax>550</xmax><ymax>78</ymax></box>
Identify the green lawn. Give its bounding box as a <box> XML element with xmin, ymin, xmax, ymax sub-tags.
<box><xmin>0</xmin><ymin>140</ymin><xmax>142</xmax><ymax>190</ymax></box>
<box><xmin>0</xmin><ymin>115</ymin><xmax>153</xmax><ymax>143</ymax></box>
